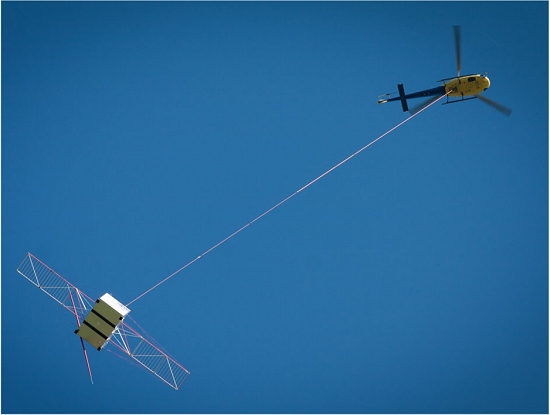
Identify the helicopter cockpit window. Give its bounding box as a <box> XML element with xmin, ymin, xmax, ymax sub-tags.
<box><xmin>468</xmin><ymin>77</ymin><xmax>476</xmax><ymax>82</ymax></box>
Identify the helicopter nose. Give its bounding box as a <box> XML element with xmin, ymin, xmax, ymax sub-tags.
<box><xmin>483</xmin><ymin>76</ymin><xmax>491</xmax><ymax>91</ymax></box>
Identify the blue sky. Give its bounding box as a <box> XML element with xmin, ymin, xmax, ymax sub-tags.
<box><xmin>2</xmin><ymin>1</ymin><xmax>548</xmax><ymax>413</ymax></box>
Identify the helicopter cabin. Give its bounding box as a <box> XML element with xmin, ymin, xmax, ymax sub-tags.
<box><xmin>75</xmin><ymin>293</ymin><xmax>130</xmax><ymax>351</ymax></box>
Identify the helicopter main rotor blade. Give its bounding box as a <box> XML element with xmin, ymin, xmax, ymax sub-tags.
<box><xmin>454</xmin><ymin>25</ymin><xmax>461</xmax><ymax>77</ymax></box>
<box><xmin>409</xmin><ymin>95</ymin><xmax>444</xmax><ymax>115</ymax></box>
<box><xmin>475</xmin><ymin>94</ymin><xmax>513</xmax><ymax>116</ymax></box>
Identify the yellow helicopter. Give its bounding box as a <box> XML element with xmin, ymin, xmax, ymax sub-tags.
<box><xmin>378</xmin><ymin>26</ymin><xmax>512</xmax><ymax>116</ymax></box>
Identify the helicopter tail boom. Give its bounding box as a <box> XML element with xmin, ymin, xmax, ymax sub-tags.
<box><xmin>378</xmin><ymin>84</ymin><xmax>447</xmax><ymax>112</ymax></box>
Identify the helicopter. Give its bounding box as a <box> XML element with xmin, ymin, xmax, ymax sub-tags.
<box><xmin>377</xmin><ymin>26</ymin><xmax>512</xmax><ymax>116</ymax></box>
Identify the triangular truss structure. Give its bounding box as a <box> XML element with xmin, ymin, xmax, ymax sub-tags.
<box><xmin>16</xmin><ymin>253</ymin><xmax>190</xmax><ymax>390</ymax></box>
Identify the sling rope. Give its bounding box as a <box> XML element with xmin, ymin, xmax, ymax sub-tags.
<box><xmin>127</xmin><ymin>92</ymin><xmax>450</xmax><ymax>306</ymax></box>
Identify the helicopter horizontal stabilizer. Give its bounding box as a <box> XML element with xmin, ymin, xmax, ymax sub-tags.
<box><xmin>397</xmin><ymin>84</ymin><xmax>409</xmax><ymax>112</ymax></box>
